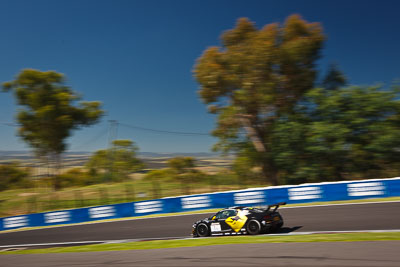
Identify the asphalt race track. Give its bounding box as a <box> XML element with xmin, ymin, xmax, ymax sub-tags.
<box><xmin>2</xmin><ymin>241</ymin><xmax>400</xmax><ymax>267</ymax></box>
<box><xmin>1</xmin><ymin>201</ymin><xmax>400</xmax><ymax>247</ymax></box>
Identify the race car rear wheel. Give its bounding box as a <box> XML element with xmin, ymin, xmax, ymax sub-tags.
<box><xmin>196</xmin><ymin>223</ymin><xmax>210</xmax><ymax>237</ymax></box>
<box><xmin>246</xmin><ymin>219</ymin><xmax>261</xmax><ymax>235</ymax></box>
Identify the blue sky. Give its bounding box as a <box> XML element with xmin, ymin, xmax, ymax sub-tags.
<box><xmin>0</xmin><ymin>0</ymin><xmax>399</xmax><ymax>153</ymax></box>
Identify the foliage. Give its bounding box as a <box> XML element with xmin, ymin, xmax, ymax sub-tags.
<box><xmin>145</xmin><ymin>169</ymin><xmax>174</xmax><ymax>182</ymax></box>
<box><xmin>53</xmin><ymin>168</ymin><xmax>99</xmax><ymax>189</ymax></box>
<box><xmin>0</xmin><ymin>166</ymin><xmax>248</xmax><ymax>216</ymax></box>
<box><xmin>195</xmin><ymin>14</ymin><xmax>400</xmax><ymax>185</ymax></box>
<box><xmin>167</xmin><ymin>157</ymin><xmax>195</xmax><ymax>174</ymax></box>
<box><xmin>0</xmin><ymin>163</ymin><xmax>33</xmax><ymax>191</ymax></box>
<box><xmin>2</xmin><ymin>69</ymin><xmax>104</xmax><ymax>189</ymax></box>
<box><xmin>322</xmin><ymin>64</ymin><xmax>347</xmax><ymax>90</ymax></box>
<box><xmin>86</xmin><ymin>139</ymin><xmax>145</xmax><ymax>182</ymax></box>
<box><xmin>167</xmin><ymin>156</ymin><xmax>200</xmax><ymax>183</ymax></box>
<box><xmin>230</xmin><ymin>142</ymin><xmax>266</xmax><ymax>184</ymax></box>
<box><xmin>2</xmin><ymin>69</ymin><xmax>104</xmax><ymax>158</ymax></box>
<box><xmin>194</xmin><ymin>15</ymin><xmax>324</xmax><ymax>185</ymax></box>
<box><xmin>167</xmin><ymin>157</ymin><xmax>202</xmax><ymax>194</ymax></box>
<box><xmin>271</xmin><ymin>85</ymin><xmax>400</xmax><ymax>184</ymax></box>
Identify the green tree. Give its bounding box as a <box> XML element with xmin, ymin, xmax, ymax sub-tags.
<box><xmin>54</xmin><ymin>168</ymin><xmax>95</xmax><ymax>189</ymax></box>
<box><xmin>271</xmin><ymin>85</ymin><xmax>400</xmax><ymax>184</ymax></box>
<box><xmin>194</xmin><ymin>15</ymin><xmax>324</xmax><ymax>185</ymax></box>
<box><xmin>145</xmin><ymin>169</ymin><xmax>172</xmax><ymax>198</ymax></box>
<box><xmin>306</xmin><ymin>85</ymin><xmax>400</xmax><ymax>180</ymax></box>
<box><xmin>232</xmin><ymin>156</ymin><xmax>255</xmax><ymax>186</ymax></box>
<box><xmin>232</xmin><ymin>144</ymin><xmax>266</xmax><ymax>186</ymax></box>
<box><xmin>2</xmin><ymin>69</ymin><xmax>103</xmax><ymax>189</ymax></box>
<box><xmin>168</xmin><ymin>157</ymin><xmax>195</xmax><ymax>174</ymax></box>
<box><xmin>167</xmin><ymin>157</ymin><xmax>197</xmax><ymax>194</ymax></box>
<box><xmin>0</xmin><ymin>163</ymin><xmax>32</xmax><ymax>191</ymax></box>
<box><xmin>322</xmin><ymin>64</ymin><xmax>347</xmax><ymax>90</ymax></box>
<box><xmin>86</xmin><ymin>139</ymin><xmax>144</xmax><ymax>182</ymax></box>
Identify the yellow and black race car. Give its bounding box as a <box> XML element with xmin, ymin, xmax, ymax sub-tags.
<box><xmin>192</xmin><ymin>202</ymin><xmax>286</xmax><ymax>237</ymax></box>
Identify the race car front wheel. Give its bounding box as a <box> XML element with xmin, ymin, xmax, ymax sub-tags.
<box><xmin>196</xmin><ymin>223</ymin><xmax>210</xmax><ymax>237</ymax></box>
<box><xmin>246</xmin><ymin>219</ymin><xmax>261</xmax><ymax>235</ymax></box>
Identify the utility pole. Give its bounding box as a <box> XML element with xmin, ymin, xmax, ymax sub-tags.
<box><xmin>108</xmin><ymin>120</ymin><xmax>119</xmax><ymax>148</ymax></box>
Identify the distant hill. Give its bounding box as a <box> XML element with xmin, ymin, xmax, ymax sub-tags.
<box><xmin>0</xmin><ymin>150</ymin><xmax>221</xmax><ymax>159</ymax></box>
<box><xmin>138</xmin><ymin>152</ymin><xmax>221</xmax><ymax>158</ymax></box>
<box><xmin>0</xmin><ymin>150</ymin><xmax>233</xmax><ymax>172</ymax></box>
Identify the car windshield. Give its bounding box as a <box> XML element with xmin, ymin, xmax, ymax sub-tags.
<box><xmin>215</xmin><ymin>209</ymin><xmax>237</xmax><ymax>219</ymax></box>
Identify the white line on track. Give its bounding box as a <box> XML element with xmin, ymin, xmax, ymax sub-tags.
<box><xmin>0</xmin><ymin>240</ymin><xmax>105</xmax><ymax>249</ymax></box>
<box><xmin>1</xmin><ymin>229</ymin><xmax>400</xmax><ymax>249</ymax></box>
<box><xmin>0</xmin><ymin>237</ymin><xmax>191</xmax><ymax>249</ymax></box>
<box><xmin>268</xmin><ymin>229</ymin><xmax>400</xmax><ymax>235</ymax></box>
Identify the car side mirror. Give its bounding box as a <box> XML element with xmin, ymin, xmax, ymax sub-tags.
<box><xmin>209</xmin><ymin>216</ymin><xmax>216</xmax><ymax>220</ymax></box>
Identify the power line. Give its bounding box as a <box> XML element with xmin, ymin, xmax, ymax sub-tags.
<box><xmin>108</xmin><ymin>120</ymin><xmax>119</xmax><ymax>146</ymax></box>
<box><xmin>0</xmin><ymin>121</ymin><xmax>18</xmax><ymax>127</ymax></box>
<box><xmin>1</xmin><ymin>121</ymin><xmax>211</xmax><ymax>136</ymax></box>
<box><xmin>71</xmin><ymin>126</ymin><xmax>109</xmax><ymax>151</ymax></box>
<box><xmin>106</xmin><ymin>120</ymin><xmax>119</xmax><ymax>182</ymax></box>
<box><xmin>1</xmin><ymin>120</ymin><xmax>211</xmax><ymax>148</ymax></box>
<box><xmin>1</xmin><ymin>121</ymin><xmax>110</xmax><ymax>151</ymax></box>
<box><xmin>119</xmin><ymin>122</ymin><xmax>210</xmax><ymax>136</ymax></box>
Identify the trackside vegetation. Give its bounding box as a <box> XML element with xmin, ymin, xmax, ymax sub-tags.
<box><xmin>194</xmin><ymin>15</ymin><xmax>400</xmax><ymax>185</ymax></box>
<box><xmin>2</xmin><ymin>69</ymin><xmax>104</xmax><ymax>190</ymax></box>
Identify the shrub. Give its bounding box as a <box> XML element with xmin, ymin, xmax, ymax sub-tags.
<box><xmin>0</xmin><ymin>163</ymin><xmax>33</xmax><ymax>191</ymax></box>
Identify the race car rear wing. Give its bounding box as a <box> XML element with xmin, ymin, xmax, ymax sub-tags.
<box><xmin>266</xmin><ymin>202</ymin><xmax>286</xmax><ymax>212</ymax></box>
<box><xmin>230</xmin><ymin>202</ymin><xmax>286</xmax><ymax>212</ymax></box>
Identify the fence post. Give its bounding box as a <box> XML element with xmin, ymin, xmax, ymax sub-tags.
<box><xmin>214</xmin><ymin>175</ymin><xmax>219</xmax><ymax>192</ymax></box>
<box><xmin>237</xmin><ymin>174</ymin><xmax>244</xmax><ymax>189</ymax></box>
<box><xmin>209</xmin><ymin>175</ymin><xmax>213</xmax><ymax>192</ymax></box>
<box><xmin>125</xmin><ymin>184</ymin><xmax>135</xmax><ymax>202</ymax></box>
<box><xmin>27</xmin><ymin>196</ymin><xmax>37</xmax><ymax>214</ymax></box>
<box><xmin>152</xmin><ymin>180</ymin><xmax>162</xmax><ymax>199</ymax></box>
<box><xmin>99</xmin><ymin>188</ymin><xmax>108</xmax><ymax>205</ymax></box>
<box><xmin>74</xmin><ymin>190</ymin><xmax>84</xmax><ymax>208</ymax></box>
<box><xmin>50</xmin><ymin>193</ymin><xmax>59</xmax><ymax>210</ymax></box>
<box><xmin>181</xmin><ymin>181</ymin><xmax>190</xmax><ymax>196</ymax></box>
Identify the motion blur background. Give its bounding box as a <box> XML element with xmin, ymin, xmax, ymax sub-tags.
<box><xmin>0</xmin><ymin>0</ymin><xmax>399</xmax><ymax>217</ymax></box>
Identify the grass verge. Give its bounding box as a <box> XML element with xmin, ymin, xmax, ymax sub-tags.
<box><xmin>1</xmin><ymin>232</ymin><xmax>399</xmax><ymax>255</ymax></box>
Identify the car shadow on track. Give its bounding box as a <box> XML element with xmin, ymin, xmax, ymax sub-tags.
<box><xmin>274</xmin><ymin>226</ymin><xmax>303</xmax><ymax>234</ymax></box>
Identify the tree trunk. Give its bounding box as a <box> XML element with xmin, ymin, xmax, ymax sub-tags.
<box><xmin>53</xmin><ymin>175</ymin><xmax>61</xmax><ymax>191</ymax></box>
<box><xmin>261</xmin><ymin>161</ymin><xmax>278</xmax><ymax>186</ymax></box>
<box><xmin>237</xmin><ymin>115</ymin><xmax>267</xmax><ymax>153</ymax></box>
<box><xmin>238</xmin><ymin>114</ymin><xmax>278</xmax><ymax>185</ymax></box>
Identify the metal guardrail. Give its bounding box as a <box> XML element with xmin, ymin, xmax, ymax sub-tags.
<box><xmin>1</xmin><ymin>177</ymin><xmax>399</xmax><ymax>231</ymax></box>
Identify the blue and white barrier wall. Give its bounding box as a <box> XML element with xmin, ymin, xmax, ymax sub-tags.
<box><xmin>1</xmin><ymin>177</ymin><xmax>399</xmax><ymax>231</ymax></box>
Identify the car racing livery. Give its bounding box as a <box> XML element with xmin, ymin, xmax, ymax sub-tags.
<box><xmin>192</xmin><ymin>202</ymin><xmax>286</xmax><ymax>237</ymax></box>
